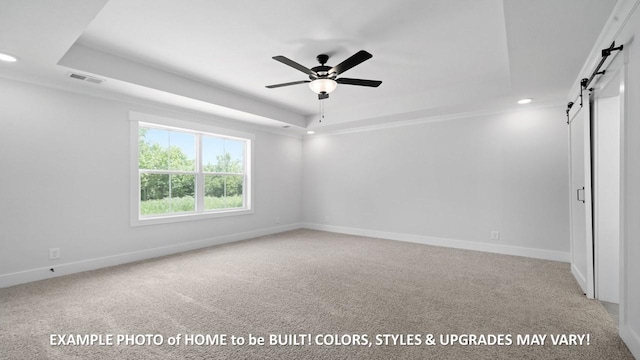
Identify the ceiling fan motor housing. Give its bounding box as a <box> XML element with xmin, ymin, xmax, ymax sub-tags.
<box><xmin>310</xmin><ymin>54</ymin><xmax>335</xmax><ymax>79</ymax></box>
<box><xmin>310</xmin><ymin>65</ymin><xmax>334</xmax><ymax>80</ymax></box>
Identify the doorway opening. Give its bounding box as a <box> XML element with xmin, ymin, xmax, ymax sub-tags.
<box><xmin>591</xmin><ymin>58</ymin><xmax>623</xmax><ymax>324</ymax></box>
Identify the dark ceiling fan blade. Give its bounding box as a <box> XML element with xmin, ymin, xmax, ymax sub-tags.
<box><xmin>336</xmin><ymin>78</ymin><xmax>382</xmax><ymax>87</ymax></box>
<box><xmin>265</xmin><ymin>80</ymin><xmax>311</xmax><ymax>89</ymax></box>
<box><xmin>329</xmin><ymin>50</ymin><xmax>373</xmax><ymax>76</ymax></box>
<box><xmin>272</xmin><ymin>56</ymin><xmax>317</xmax><ymax>76</ymax></box>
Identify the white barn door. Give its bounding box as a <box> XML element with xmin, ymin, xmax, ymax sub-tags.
<box><xmin>568</xmin><ymin>89</ymin><xmax>595</xmax><ymax>299</ymax></box>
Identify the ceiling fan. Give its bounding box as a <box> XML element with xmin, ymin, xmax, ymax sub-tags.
<box><xmin>266</xmin><ymin>50</ymin><xmax>382</xmax><ymax>100</ymax></box>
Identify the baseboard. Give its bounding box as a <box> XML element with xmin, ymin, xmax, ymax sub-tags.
<box><xmin>620</xmin><ymin>324</ymin><xmax>640</xmax><ymax>359</ymax></box>
<box><xmin>0</xmin><ymin>222</ymin><xmax>303</xmax><ymax>288</ymax></box>
<box><xmin>0</xmin><ymin>222</ymin><xmax>571</xmax><ymax>288</ymax></box>
<box><xmin>302</xmin><ymin>223</ymin><xmax>570</xmax><ymax>262</ymax></box>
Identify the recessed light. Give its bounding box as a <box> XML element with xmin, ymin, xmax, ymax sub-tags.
<box><xmin>0</xmin><ymin>53</ymin><xmax>17</xmax><ymax>62</ymax></box>
<box><xmin>518</xmin><ymin>98</ymin><xmax>532</xmax><ymax>104</ymax></box>
<box><xmin>307</xmin><ymin>131</ymin><xmax>315</xmax><ymax>135</ymax></box>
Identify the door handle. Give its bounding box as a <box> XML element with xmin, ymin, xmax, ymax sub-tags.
<box><xmin>576</xmin><ymin>187</ymin><xmax>585</xmax><ymax>203</ymax></box>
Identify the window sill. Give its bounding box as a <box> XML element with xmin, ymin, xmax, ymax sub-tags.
<box><xmin>130</xmin><ymin>208</ymin><xmax>254</xmax><ymax>227</ymax></box>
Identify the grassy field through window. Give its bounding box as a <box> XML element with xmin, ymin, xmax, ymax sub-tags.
<box><xmin>140</xmin><ymin>195</ymin><xmax>243</xmax><ymax>216</ymax></box>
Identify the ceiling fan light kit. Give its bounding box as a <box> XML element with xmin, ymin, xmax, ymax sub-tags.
<box><xmin>266</xmin><ymin>50</ymin><xmax>382</xmax><ymax>101</ymax></box>
<box><xmin>308</xmin><ymin>78</ymin><xmax>337</xmax><ymax>95</ymax></box>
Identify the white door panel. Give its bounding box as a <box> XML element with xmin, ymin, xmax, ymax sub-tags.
<box><xmin>568</xmin><ymin>89</ymin><xmax>594</xmax><ymax>299</ymax></box>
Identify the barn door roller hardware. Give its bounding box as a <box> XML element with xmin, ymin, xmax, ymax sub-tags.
<box><xmin>584</xmin><ymin>41</ymin><xmax>624</xmax><ymax>90</ymax></box>
<box><xmin>566</xmin><ymin>41</ymin><xmax>623</xmax><ymax>123</ymax></box>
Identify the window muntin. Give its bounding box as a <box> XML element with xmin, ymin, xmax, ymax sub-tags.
<box><xmin>137</xmin><ymin>122</ymin><xmax>251</xmax><ymax>221</ymax></box>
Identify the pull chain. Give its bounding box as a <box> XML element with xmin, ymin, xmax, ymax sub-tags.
<box><xmin>319</xmin><ymin>100</ymin><xmax>325</xmax><ymax>122</ymax></box>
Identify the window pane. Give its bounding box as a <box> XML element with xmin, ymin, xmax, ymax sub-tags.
<box><xmin>139</xmin><ymin>128</ymin><xmax>169</xmax><ymax>170</ymax></box>
<box><xmin>166</xmin><ymin>174</ymin><xmax>195</xmax><ymax>214</ymax></box>
<box><xmin>140</xmin><ymin>173</ymin><xmax>169</xmax><ymax>202</ymax></box>
<box><xmin>138</xmin><ymin>127</ymin><xmax>195</xmax><ymax>171</ymax></box>
<box><xmin>170</xmin><ymin>174</ymin><xmax>196</xmax><ymax>198</ymax></box>
<box><xmin>202</xmin><ymin>137</ymin><xmax>245</xmax><ymax>173</ymax></box>
<box><xmin>204</xmin><ymin>175</ymin><xmax>225</xmax><ymax>210</ymax></box>
<box><xmin>202</xmin><ymin>136</ymin><xmax>225</xmax><ymax>172</ymax></box>
<box><xmin>225</xmin><ymin>175</ymin><xmax>244</xmax><ymax>204</ymax></box>
<box><xmin>225</xmin><ymin>139</ymin><xmax>245</xmax><ymax>173</ymax></box>
<box><xmin>140</xmin><ymin>173</ymin><xmax>195</xmax><ymax>216</ymax></box>
<box><xmin>204</xmin><ymin>175</ymin><xmax>244</xmax><ymax>210</ymax></box>
<box><xmin>169</xmin><ymin>131</ymin><xmax>196</xmax><ymax>171</ymax></box>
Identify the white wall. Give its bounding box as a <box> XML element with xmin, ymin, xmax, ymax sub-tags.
<box><xmin>0</xmin><ymin>77</ymin><xmax>302</xmax><ymax>287</ymax></box>
<box><xmin>303</xmin><ymin>106</ymin><xmax>570</xmax><ymax>260</ymax></box>
<box><xmin>617</xmin><ymin>2</ymin><xmax>640</xmax><ymax>357</ymax></box>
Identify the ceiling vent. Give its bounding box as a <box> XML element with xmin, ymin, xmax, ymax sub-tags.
<box><xmin>68</xmin><ymin>72</ymin><xmax>104</xmax><ymax>85</ymax></box>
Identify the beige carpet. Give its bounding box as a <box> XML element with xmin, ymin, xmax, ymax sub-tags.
<box><xmin>0</xmin><ymin>229</ymin><xmax>633</xmax><ymax>359</ymax></box>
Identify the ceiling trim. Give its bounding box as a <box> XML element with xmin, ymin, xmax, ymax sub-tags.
<box><xmin>310</xmin><ymin>100</ymin><xmax>566</xmax><ymax>137</ymax></box>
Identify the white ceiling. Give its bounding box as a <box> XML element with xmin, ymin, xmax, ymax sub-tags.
<box><xmin>0</xmin><ymin>0</ymin><xmax>617</xmax><ymax>134</ymax></box>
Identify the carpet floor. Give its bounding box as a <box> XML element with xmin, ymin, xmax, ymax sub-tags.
<box><xmin>0</xmin><ymin>229</ymin><xmax>633</xmax><ymax>359</ymax></box>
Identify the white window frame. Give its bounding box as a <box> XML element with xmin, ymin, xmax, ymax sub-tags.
<box><xmin>130</xmin><ymin>112</ymin><xmax>253</xmax><ymax>226</ymax></box>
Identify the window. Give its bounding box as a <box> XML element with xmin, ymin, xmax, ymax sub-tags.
<box><xmin>130</xmin><ymin>113</ymin><xmax>252</xmax><ymax>225</ymax></box>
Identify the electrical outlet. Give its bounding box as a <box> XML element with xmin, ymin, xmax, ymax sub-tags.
<box><xmin>275</xmin><ymin>216</ymin><xmax>280</xmax><ymax>224</ymax></box>
<box><xmin>325</xmin><ymin>215</ymin><xmax>330</xmax><ymax>223</ymax></box>
<box><xmin>49</xmin><ymin>248</ymin><xmax>60</xmax><ymax>260</ymax></box>
<box><xmin>491</xmin><ymin>231</ymin><xmax>500</xmax><ymax>241</ymax></box>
